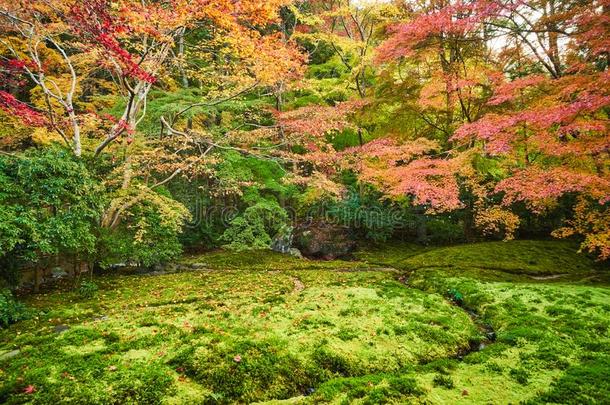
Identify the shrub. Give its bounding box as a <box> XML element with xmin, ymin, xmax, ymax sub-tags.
<box><xmin>426</xmin><ymin>217</ymin><xmax>465</xmax><ymax>245</ymax></box>
<box><xmin>98</xmin><ymin>186</ymin><xmax>190</xmax><ymax>267</ymax></box>
<box><xmin>78</xmin><ymin>281</ymin><xmax>99</xmax><ymax>299</ymax></box>
<box><xmin>221</xmin><ymin>199</ymin><xmax>288</xmax><ymax>251</ymax></box>
<box><xmin>0</xmin><ymin>289</ymin><xmax>28</xmax><ymax>327</ymax></box>
<box><xmin>319</xmin><ymin>187</ymin><xmax>406</xmax><ymax>243</ymax></box>
<box><xmin>0</xmin><ymin>147</ymin><xmax>102</xmax><ymax>284</ymax></box>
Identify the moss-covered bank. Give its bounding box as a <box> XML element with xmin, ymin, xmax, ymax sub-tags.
<box><xmin>1</xmin><ymin>240</ymin><xmax>608</xmax><ymax>404</ymax></box>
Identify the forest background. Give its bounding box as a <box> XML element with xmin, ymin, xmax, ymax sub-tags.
<box><xmin>0</xmin><ymin>0</ymin><xmax>608</xmax><ymax>289</ymax></box>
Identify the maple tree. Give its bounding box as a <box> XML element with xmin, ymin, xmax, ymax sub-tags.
<box><xmin>281</xmin><ymin>0</ymin><xmax>608</xmax><ymax>256</ymax></box>
<box><xmin>374</xmin><ymin>0</ymin><xmax>609</xmax><ymax>256</ymax></box>
<box><xmin>0</xmin><ymin>0</ymin><xmax>302</xmax><ymax>155</ymax></box>
<box><xmin>295</xmin><ymin>0</ymin><xmax>396</xmax><ymax>98</ymax></box>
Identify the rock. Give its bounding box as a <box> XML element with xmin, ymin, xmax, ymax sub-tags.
<box><xmin>94</xmin><ymin>315</ymin><xmax>109</xmax><ymax>321</ymax></box>
<box><xmin>146</xmin><ymin>271</ymin><xmax>168</xmax><ymax>276</ymax></box>
<box><xmin>288</xmin><ymin>248</ymin><xmax>303</xmax><ymax>258</ymax></box>
<box><xmin>271</xmin><ymin>225</ymin><xmax>294</xmax><ymax>254</ymax></box>
<box><xmin>165</xmin><ymin>263</ymin><xmax>179</xmax><ymax>273</ymax></box>
<box><xmin>0</xmin><ymin>349</ymin><xmax>20</xmax><ymax>361</ymax></box>
<box><xmin>294</xmin><ymin>222</ymin><xmax>355</xmax><ymax>260</ymax></box>
<box><xmin>190</xmin><ymin>263</ymin><xmax>209</xmax><ymax>270</ymax></box>
<box><xmin>153</xmin><ymin>263</ymin><xmax>166</xmax><ymax>272</ymax></box>
<box><xmin>53</xmin><ymin>324</ymin><xmax>70</xmax><ymax>334</ymax></box>
<box><xmin>292</xmin><ymin>277</ymin><xmax>305</xmax><ymax>293</ymax></box>
<box><xmin>304</xmin><ymin>388</ymin><xmax>315</xmax><ymax>396</ymax></box>
<box><xmin>51</xmin><ymin>267</ymin><xmax>69</xmax><ymax>279</ymax></box>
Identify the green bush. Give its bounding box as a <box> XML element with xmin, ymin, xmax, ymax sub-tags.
<box><xmin>0</xmin><ymin>289</ymin><xmax>28</xmax><ymax>328</ymax></box>
<box><xmin>0</xmin><ymin>147</ymin><xmax>102</xmax><ymax>283</ymax></box>
<box><xmin>310</xmin><ymin>186</ymin><xmax>406</xmax><ymax>243</ymax></box>
<box><xmin>221</xmin><ymin>199</ymin><xmax>288</xmax><ymax>251</ymax></box>
<box><xmin>426</xmin><ymin>217</ymin><xmax>466</xmax><ymax>245</ymax></box>
<box><xmin>78</xmin><ymin>281</ymin><xmax>99</xmax><ymax>299</ymax></box>
<box><xmin>97</xmin><ymin>186</ymin><xmax>190</xmax><ymax>267</ymax></box>
<box><xmin>177</xmin><ymin>151</ymin><xmax>297</xmax><ymax>250</ymax></box>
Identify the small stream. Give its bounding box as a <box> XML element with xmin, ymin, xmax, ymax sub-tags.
<box><xmin>396</xmin><ymin>272</ymin><xmax>497</xmax><ymax>361</ymax></box>
<box><xmin>455</xmin><ymin>305</ymin><xmax>497</xmax><ymax>358</ymax></box>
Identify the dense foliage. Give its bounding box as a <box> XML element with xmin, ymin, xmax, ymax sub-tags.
<box><xmin>0</xmin><ymin>0</ymin><xmax>608</xmax><ymax>287</ymax></box>
<box><xmin>0</xmin><ymin>289</ymin><xmax>28</xmax><ymax>327</ymax></box>
<box><xmin>0</xmin><ymin>148</ymin><xmax>102</xmax><ymax>285</ymax></box>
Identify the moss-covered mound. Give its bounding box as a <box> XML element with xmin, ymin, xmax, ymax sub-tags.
<box><xmin>0</xmin><ymin>240</ymin><xmax>608</xmax><ymax>404</ymax></box>
<box><xmin>0</xmin><ymin>264</ymin><xmax>475</xmax><ymax>404</ymax></box>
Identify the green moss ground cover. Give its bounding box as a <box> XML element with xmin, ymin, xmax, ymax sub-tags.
<box><xmin>1</xmin><ymin>240</ymin><xmax>608</xmax><ymax>404</ymax></box>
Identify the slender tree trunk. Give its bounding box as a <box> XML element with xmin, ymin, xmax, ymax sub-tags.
<box><xmin>69</xmin><ymin>111</ymin><xmax>81</xmax><ymax>157</ymax></box>
<box><xmin>179</xmin><ymin>31</ymin><xmax>189</xmax><ymax>88</ymax></box>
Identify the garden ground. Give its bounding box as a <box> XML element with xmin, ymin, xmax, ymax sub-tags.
<box><xmin>1</xmin><ymin>240</ymin><xmax>609</xmax><ymax>404</ymax></box>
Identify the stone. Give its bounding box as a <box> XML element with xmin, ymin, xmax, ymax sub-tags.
<box><xmin>271</xmin><ymin>225</ymin><xmax>294</xmax><ymax>254</ymax></box>
<box><xmin>51</xmin><ymin>267</ymin><xmax>69</xmax><ymax>279</ymax></box>
<box><xmin>294</xmin><ymin>222</ymin><xmax>355</xmax><ymax>260</ymax></box>
<box><xmin>146</xmin><ymin>271</ymin><xmax>168</xmax><ymax>276</ymax></box>
<box><xmin>288</xmin><ymin>248</ymin><xmax>303</xmax><ymax>258</ymax></box>
<box><xmin>190</xmin><ymin>263</ymin><xmax>209</xmax><ymax>270</ymax></box>
<box><xmin>153</xmin><ymin>263</ymin><xmax>167</xmax><ymax>272</ymax></box>
<box><xmin>165</xmin><ymin>263</ymin><xmax>179</xmax><ymax>272</ymax></box>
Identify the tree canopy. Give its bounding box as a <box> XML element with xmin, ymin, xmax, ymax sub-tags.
<box><xmin>0</xmin><ymin>0</ymin><xmax>608</xmax><ymax>274</ymax></box>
